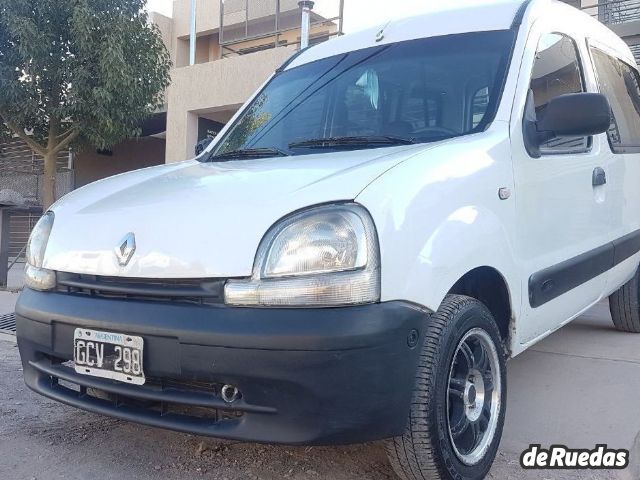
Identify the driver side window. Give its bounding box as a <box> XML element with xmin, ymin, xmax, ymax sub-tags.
<box><xmin>529</xmin><ymin>33</ymin><xmax>589</xmax><ymax>154</ymax></box>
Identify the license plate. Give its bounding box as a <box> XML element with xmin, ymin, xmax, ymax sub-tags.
<box><xmin>73</xmin><ymin>328</ymin><xmax>145</xmax><ymax>385</ymax></box>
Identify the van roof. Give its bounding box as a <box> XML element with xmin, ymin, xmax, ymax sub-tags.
<box><xmin>287</xmin><ymin>0</ymin><xmax>635</xmax><ymax>70</ymax></box>
<box><xmin>287</xmin><ymin>0</ymin><xmax>527</xmax><ymax>69</ymax></box>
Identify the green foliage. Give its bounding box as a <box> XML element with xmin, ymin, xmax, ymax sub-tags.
<box><xmin>0</xmin><ymin>0</ymin><xmax>172</xmax><ymax>150</ymax></box>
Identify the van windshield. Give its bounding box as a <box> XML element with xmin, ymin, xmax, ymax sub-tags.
<box><xmin>210</xmin><ymin>30</ymin><xmax>515</xmax><ymax>160</ymax></box>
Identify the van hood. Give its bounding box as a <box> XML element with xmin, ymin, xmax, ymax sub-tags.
<box><xmin>44</xmin><ymin>144</ymin><xmax>431</xmax><ymax>278</ymax></box>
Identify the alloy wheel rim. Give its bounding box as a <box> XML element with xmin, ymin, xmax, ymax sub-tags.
<box><xmin>446</xmin><ymin>327</ymin><xmax>501</xmax><ymax>466</ymax></box>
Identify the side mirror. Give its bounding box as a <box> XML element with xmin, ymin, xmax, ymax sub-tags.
<box><xmin>524</xmin><ymin>92</ymin><xmax>611</xmax><ymax>158</ymax></box>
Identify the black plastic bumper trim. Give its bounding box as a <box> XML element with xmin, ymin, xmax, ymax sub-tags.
<box><xmin>26</xmin><ymin>366</ymin><xmax>244</xmax><ymax>438</ymax></box>
<box><xmin>16</xmin><ymin>290</ymin><xmax>427</xmax><ymax>445</ymax></box>
<box><xmin>29</xmin><ymin>359</ymin><xmax>275</xmax><ymax>414</ymax></box>
<box><xmin>56</xmin><ymin>272</ymin><xmax>225</xmax><ymax>299</ymax></box>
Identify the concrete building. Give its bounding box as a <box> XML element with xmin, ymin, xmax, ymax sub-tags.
<box><xmin>157</xmin><ymin>0</ymin><xmax>341</xmax><ymax>163</ymax></box>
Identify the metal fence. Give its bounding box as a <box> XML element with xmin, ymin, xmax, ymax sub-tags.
<box><xmin>0</xmin><ymin>206</ymin><xmax>42</xmax><ymax>288</ymax></box>
<box><xmin>581</xmin><ymin>0</ymin><xmax>640</xmax><ymax>25</ymax></box>
<box><xmin>219</xmin><ymin>0</ymin><xmax>344</xmax><ymax>57</ymax></box>
<box><xmin>629</xmin><ymin>43</ymin><xmax>640</xmax><ymax>61</ymax></box>
<box><xmin>8</xmin><ymin>211</ymin><xmax>41</xmax><ymax>265</ymax></box>
<box><xmin>0</xmin><ymin>139</ymin><xmax>73</xmax><ymax>288</ymax></box>
<box><xmin>0</xmin><ymin>139</ymin><xmax>74</xmax><ymax>206</ymax></box>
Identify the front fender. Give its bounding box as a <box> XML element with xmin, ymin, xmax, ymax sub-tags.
<box><xmin>376</xmin><ymin>205</ymin><xmax>519</xmax><ymax>314</ymax></box>
<box><xmin>356</xmin><ymin>128</ymin><xmax>520</xmax><ymax>318</ymax></box>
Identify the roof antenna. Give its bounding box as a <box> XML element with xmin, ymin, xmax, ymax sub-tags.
<box><xmin>375</xmin><ymin>21</ymin><xmax>391</xmax><ymax>42</ymax></box>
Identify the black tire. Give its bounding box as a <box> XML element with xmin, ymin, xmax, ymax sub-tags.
<box><xmin>385</xmin><ymin>295</ymin><xmax>507</xmax><ymax>480</ymax></box>
<box><xmin>609</xmin><ymin>267</ymin><xmax>640</xmax><ymax>333</ymax></box>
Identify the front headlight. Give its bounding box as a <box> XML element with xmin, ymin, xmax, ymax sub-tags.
<box><xmin>25</xmin><ymin>212</ymin><xmax>56</xmax><ymax>291</ymax></box>
<box><xmin>225</xmin><ymin>203</ymin><xmax>380</xmax><ymax>307</ymax></box>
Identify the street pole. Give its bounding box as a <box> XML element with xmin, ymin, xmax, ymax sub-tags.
<box><xmin>298</xmin><ymin>1</ymin><xmax>315</xmax><ymax>49</ymax></box>
<box><xmin>0</xmin><ymin>209</ymin><xmax>9</xmax><ymax>288</ymax></box>
<box><xmin>189</xmin><ymin>0</ymin><xmax>197</xmax><ymax>65</ymax></box>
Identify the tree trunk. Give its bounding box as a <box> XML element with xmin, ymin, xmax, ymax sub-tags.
<box><xmin>42</xmin><ymin>150</ymin><xmax>57</xmax><ymax>210</ymax></box>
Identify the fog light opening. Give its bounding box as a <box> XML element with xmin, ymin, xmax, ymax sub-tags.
<box><xmin>221</xmin><ymin>384</ymin><xmax>240</xmax><ymax>404</ymax></box>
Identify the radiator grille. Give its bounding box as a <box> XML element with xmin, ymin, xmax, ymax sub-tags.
<box><xmin>56</xmin><ymin>272</ymin><xmax>226</xmax><ymax>306</ymax></box>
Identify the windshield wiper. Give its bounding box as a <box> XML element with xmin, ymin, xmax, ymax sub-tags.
<box><xmin>208</xmin><ymin>147</ymin><xmax>290</xmax><ymax>161</ymax></box>
<box><xmin>288</xmin><ymin>135</ymin><xmax>416</xmax><ymax>149</ymax></box>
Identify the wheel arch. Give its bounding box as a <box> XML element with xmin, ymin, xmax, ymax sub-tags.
<box><xmin>447</xmin><ymin>266</ymin><xmax>514</xmax><ymax>352</ymax></box>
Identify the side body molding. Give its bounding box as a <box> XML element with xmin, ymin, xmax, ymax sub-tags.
<box><xmin>529</xmin><ymin>229</ymin><xmax>640</xmax><ymax>308</ymax></box>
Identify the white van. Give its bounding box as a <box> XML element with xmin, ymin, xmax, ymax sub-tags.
<box><xmin>16</xmin><ymin>0</ymin><xmax>640</xmax><ymax>478</ymax></box>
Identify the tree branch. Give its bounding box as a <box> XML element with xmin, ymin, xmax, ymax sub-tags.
<box><xmin>0</xmin><ymin>109</ymin><xmax>47</xmax><ymax>156</ymax></box>
<box><xmin>55</xmin><ymin>127</ymin><xmax>75</xmax><ymax>139</ymax></box>
<box><xmin>52</xmin><ymin>129</ymin><xmax>80</xmax><ymax>154</ymax></box>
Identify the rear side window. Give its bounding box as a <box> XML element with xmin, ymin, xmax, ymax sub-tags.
<box><xmin>590</xmin><ymin>48</ymin><xmax>640</xmax><ymax>153</ymax></box>
<box><xmin>529</xmin><ymin>33</ymin><xmax>588</xmax><ymax>154</ymax></box>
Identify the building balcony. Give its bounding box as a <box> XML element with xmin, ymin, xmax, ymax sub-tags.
<box><xmin>577</xmin><ymin>1</ymin><xmax>640</xmax><ymax>61</ymax></box>
<box><xmin>581</xmin><ymin>0</ymin><xmax>640</xmax><ymax>25</ymax></box>
<box><xmin>168</xmin><ymin>0</ymin><xmax>340</xmax><ymax>68</ymax></box>
<box><xmin>165</xmin><ymin>46</ymin><xmax>296</xmax><ymax>162</ymax></box>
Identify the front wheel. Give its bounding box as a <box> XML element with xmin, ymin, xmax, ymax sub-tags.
<box><xmin>386</xmin><ymin>295</ymin><xmax>507</xmax><ymax>480</ymax></box>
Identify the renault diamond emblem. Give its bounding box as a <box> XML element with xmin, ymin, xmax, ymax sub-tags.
<box><xmin>115</xmin><ymin>233</ymin><xmax>136</xmax><ymax>266</ymax></box>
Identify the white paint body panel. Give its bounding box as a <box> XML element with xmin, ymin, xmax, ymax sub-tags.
<box><xmin>43</xmin><ymin>0</ymin><xmax>640</xmax><ymax>357</ymax></box>
<box><xmin>356</xmin><ymin>122</ymin><xmax>519</xmax><ymax>316</ymax></box>
<box><xmin>509</xmin><ymin>10</ymin><xmax>613</xmax><ymax>343</ymax></box>
<box><xmin>45</xmin><ymin>144</ymin><xmax>436</xmax><ymax>278</ymax></box>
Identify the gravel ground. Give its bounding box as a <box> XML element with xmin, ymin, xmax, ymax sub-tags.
<box><xmin>0</xmin><ymin>339</ymin><xmax>627</xmax><ymax>480</ymax></box>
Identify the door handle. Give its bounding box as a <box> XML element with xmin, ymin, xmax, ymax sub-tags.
<box><xmin>593</xmin><ymin>167</ymin><xmax>607</xmax><ymax>187</ymax></box>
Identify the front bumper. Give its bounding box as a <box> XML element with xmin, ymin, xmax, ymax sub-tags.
<box><xmin>16</xmin><ymin>288</ymin><xmax>427</xmax><ymax>445</ymax></box>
